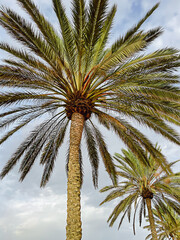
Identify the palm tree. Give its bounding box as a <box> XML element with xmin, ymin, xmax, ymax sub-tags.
<box><xmin>0</xmin><ymin>0</ymin><xmax>180</xmax><ymax>239</ymax></box>
<box><xmin>144</xmin><ymin>205</ymin><xmax>180</xmax><ymax>240</ymax></box>
<box><xmin>100</xmin><ymin>149</ymin><xmax>180</xmax><ymax>240</ymax></box>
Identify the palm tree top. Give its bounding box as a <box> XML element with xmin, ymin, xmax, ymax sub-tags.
<box><xmin>100</xmin><ymin>148</ymin><xmax>180</xmax><ymax>234</ymax></box>
<box><xmin>0</xmin><ymin>0</ymin><xmax>180</xmax><ymax>187</ymax></box>
<box><xmin>114</xmin><ymin>148</ymin><xmax>180</xmax><ymax>198</ymax></box>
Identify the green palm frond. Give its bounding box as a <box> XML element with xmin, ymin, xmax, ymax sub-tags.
<box><xmin>0</xmin><ymin>8</ymin><xmax>60</xmax><ymax>70</ymax></box>
<box><xmin>84</xmin><ymin>0</ymin><xmax>109</xmax><ymax>73</ymax></box>
<box><xmin>0</xmin><ymin>108</ymin><xmax>63</xmax><ymax>145</ymax></box>
<box><xmin>97</xmin><ymin>33</ymin><xmax>147</xmax><ymax>74</ymax></box>
<box><xmin>72</xmin><ymin>0</ymin><xmax>86</xmax><ymax>83</ymax></box>
<box><xmin>108</xmin><ymin>193</ymin><xmax>137</xmax><ymax>227</ymax></box>
<box><xmin>0</xmin><ymin>43</ymin><xmax>61</xmax><ymax>77</ymax></box>
<box><xmin>91</xmin><ymin>4</ymin><xmax>117</xmax><ymax>67</ymax></box>
<box><xmin>100</xmin><ymin>187</ymin><xmax>126</xmax><ymax>205</ymax></box>
<box><xmin>139</xmin><ymin>198</ymin><xmax>146</xmax><ymax>227</ymax></box>
<box><xmin>0</xmin><ymin>91</ymin><xmax>59</xmax><ymax>106</ymax></box>
<box><xmin>17</xmin><ymin>0</ymin><xmax>64</xmax><ymax>62</ymax></box>
<box><xmin>72</xmin><ymin>0</ymin><xmax>86</xmax><ymax>52</ymax></box>
<box><xmin>111</xmin><ymin>3</ymin><xmax>160</xmax><ymax>52</ymax></box>
<box><xmin>52</xmin><ymin>0</ymin><xmax>76</xmax><ymax>78</ymax></box>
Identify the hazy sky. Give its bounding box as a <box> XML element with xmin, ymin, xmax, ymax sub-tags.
<box><xmin>0</xmin><ymin>0</ymin><xmax>180</xmax><ymax>240</ymax></box>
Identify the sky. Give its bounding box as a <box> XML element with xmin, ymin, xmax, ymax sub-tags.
<box><xmin>0</xmin><ymin>0</ymin><xmax>180</xmax><ymax>240</ymax></box>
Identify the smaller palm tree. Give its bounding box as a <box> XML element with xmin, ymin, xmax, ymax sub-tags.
<box><xmin>144</xmin><ymin>205</ymin><xmax>180</xmax><ymax>240</ymax></box>
<box><xmin>100</xmin><ymin>148</ymin><xmax>180</xmax><ymax>240</ymax></box>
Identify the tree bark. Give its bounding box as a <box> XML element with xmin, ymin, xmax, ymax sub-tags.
<box><xmin>146</xmin><ymin>198</ymin><xmax>158</xmax><ymax>240</ymax></box>
<box><xmin>66</xmin><ymin>112</ymin><xmax>84</xmax><ymax>240</ymax></box>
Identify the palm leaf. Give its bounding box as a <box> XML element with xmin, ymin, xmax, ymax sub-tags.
<box><xmin>84</xmin><ymin>122</ymin><xmax>99</xmax><ymax>188</ymax></box>
<box><xmin>91</xmin><ymin>121</ymin><xmax>117</xmax><ymax>184</ymax></box>
<box><xmin>40</xmin><ymin>119</ymin><xmax>69</xmax><ymax>186</ymax></box>
<box><xmin>111</xmin><ymin>3</ymin><xmax>160</xmax><ymax>53</ymax></box>
<box><xmin>52</xmin><ymin>0</ymin><xmax>76</xmax><ymax>81</ymax></box>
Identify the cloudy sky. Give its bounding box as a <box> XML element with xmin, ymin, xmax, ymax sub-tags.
<box><xmin>0</xmin><ymin>0</ymin><xmax>180</xmax><ymax>240</ymax></box>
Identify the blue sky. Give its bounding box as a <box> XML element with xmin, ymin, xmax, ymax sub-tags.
<box><xmin>0</xmin><ymin>0</ymin><xmax>180</xmax><ymax>240</ymax></box>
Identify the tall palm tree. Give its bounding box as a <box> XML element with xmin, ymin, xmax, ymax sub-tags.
<box><xmin>0</xmin><ymin>0</ymin><xmax>180</xmax><ymax>239</ymax></box>
<box><xmin>100</xmin><ymin>149</ymin><xmax>180</xmax><ymax>240</ymax></box>
<box><xmin>144</xmin><ymin>205</ymin><xmax>180</xmax><ymax>240</ymax></box>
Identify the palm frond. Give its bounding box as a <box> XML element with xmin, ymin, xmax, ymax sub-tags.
<box><xmin>111</xmin><ymin>3</ymin><xmax>160</xmax><ymax>53</ymax></box>
<box><xmin>108</xmin><ymin>193</ymin><xmax>137</xmax><ymax>227</ymax></box>
<box><xmin>94</xmin><ymin>109</ymin><xmax>170</xmax><ymax>169</ymax></box>
<box><xmin>0</xmin><ymin>113</ymin><xmax>64</xmax><ymax>178</ymax></box>
<box><xmin>17</xmin><ymin>0</ymin><xmax>64</xmax><ymax>59</ymax></box>
<box><xmin>0</xmin><ymin>8</ymin><xmax>60</xmax><ymax>70</ymax></box>
<box><xmin>91</xmin><ymin>4</ymin><xmax>117</xmax><ymax>66</ymax></box>
<box><xmin>84</xmin><ymin>122</ymin><xmax>99</xmax><ymax>188</ymax></box>
<box><xmin>0</xmin><ymin>108</ymin><xmax>63</xmax><ymax>145</ymax></box>
<box><xmin>84</xmin><ymin>0</ymin><xmax>109</xmax><ymax>73</ymax></box>
<box><xmin>52</xmin><ymin>0</ymin><xmax>76</xmax><ymax>81</ymax></box>
<box><xmin>40</xmin><ymin>119</ymin><xmax>69</xmax><ymax>186</ymax></box>
<box><xmin>90</xmin><ymin>121</ymin><xmax>117</xmax><ymax>184</ymax></box>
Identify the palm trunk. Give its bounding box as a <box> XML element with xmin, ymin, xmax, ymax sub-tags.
<box><xmin>146</xmin><ymin>198</ymin><xmax>158</xmax><ymax>240</ymax></box>
<box><xmin>66</xmin><ymin>112</ymin><xmax>85</xmax><ymax>240</ymax></box>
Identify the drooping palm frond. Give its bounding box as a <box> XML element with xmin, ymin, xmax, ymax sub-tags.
<box><xmin>90</xmin><ymin>121</ymin><xmax>117</xmax><ymax>184</ymax></box>
<box><xmin>40</xmin><ymin>119</ymin><xmax>69</xmax><ymax>187</ymax></box>
<box><xmin>84</xmin><ymin>122</ymin><xmax>99</xmax><ymax>188</ymax></box>
<box><xmin>0</xmin><ymin>114</ymin><xmax>68</xmax><ymax>178</ymax></box>
<box><xmin>93</xmin><ymin>110</ymin><xmax>172</xmax><ymax>172</ymax></box>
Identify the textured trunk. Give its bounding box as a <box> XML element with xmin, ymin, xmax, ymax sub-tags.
<box><xmin>66</xmin><ymin>112</ymin><xmax>84</xmax><ymax>240</ymax></box>
<box><xmin>146</xmin><ymin>198</ymin><xmax>158</xmax><ymax>240</ymax></box>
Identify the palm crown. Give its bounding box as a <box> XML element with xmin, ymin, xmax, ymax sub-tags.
<box><xmin>0</xmin><ymin>0</ymin><xmax>180</xmax><ymax>239</ymax></box>
<box><xmin>0</xmin><ymin>0</ymin><xmax>180</xmax><ymax>185</ymax></box>
<box><xmin>100</xmin><ymin>149</ymin><xmax>180</xmax><ymax>238</ymax></box>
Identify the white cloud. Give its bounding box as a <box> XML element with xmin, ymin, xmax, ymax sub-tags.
<box><xmin>0</xmin><ymin>176</ymin><xmax>149</xmax><ymax>240</ymax></box>
<box><xmin>0</xmin><ymin>187</ymin><xmax>67</xmax><ymax>239</ymax></box>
